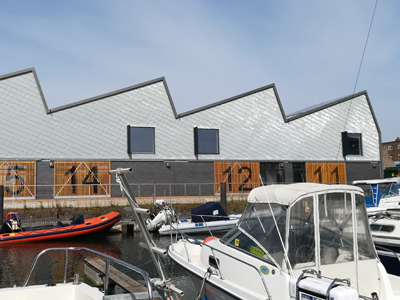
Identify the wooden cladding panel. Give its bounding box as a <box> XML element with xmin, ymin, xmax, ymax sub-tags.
<box><xmin>0</xmin><ymin>161</ymin><xmax>36</xmax><ymax>198</ymax></box>
<box><xmin>54</xmin><ymin>161</ymin><xmax>110</xmax><ymax>197</ymax></box>
<box><xmin>306</xmin><ymin>163</ymin><xmax>347</xmax><ymax>184</ymax></box>
<box><xmin>214</xmin><ymin>162</ymin><xmax>260</xmax><ymax>193</ymax></box>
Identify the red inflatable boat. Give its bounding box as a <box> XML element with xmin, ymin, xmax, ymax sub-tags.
<box><xmin>0</xmin><ymin>211</ymin><xmax>121</xmax><ymax>245</ymax></box>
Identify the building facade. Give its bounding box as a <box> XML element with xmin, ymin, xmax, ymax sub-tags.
<box><xmin>0</xmin><ymin>68</ymin><xmax>382</xmax><ymax>201</ymax></box>
<box><xmin>383</xmin><ymin>138</ymin><xmax>400</xmax><ymax>162</ymax></box>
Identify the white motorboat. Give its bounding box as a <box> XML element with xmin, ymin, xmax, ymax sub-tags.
<box><xmin>353</xmin><ymin>178</ymin><xmax>400</xmax><ymax>255</ymax></box>
<box><xmin>146</xmin><ymin>200</ymin><xmax>241</xmax><ymax>235</ymax></box>
<box><xmin>0</xmin><ymin>247</ymin><xmax>153</xmax><ymax>300</ymax></box>
<box><xmin>370</xmin><ymin>209</ymin><xmax>400</xmax><ymax>248</ymax></box>
<box><xmin>168</xmin><ymin>183</ymin><xmax>400</xmax><ymax>299</ymax></box>
<box><xmin>353</xmin><ymin>177</ymin><xmax>400</xmax><ymax>214</ymax></box>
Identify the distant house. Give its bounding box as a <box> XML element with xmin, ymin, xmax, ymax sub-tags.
<box><xmin>0</xmin><ymin>68</ymin><xmax>382</xmax><ymax>201</ymax></box>
<box><xmin>383</xmin><ymin>137</ymin><xmax>400</xmax><ymax>163</ymax></box>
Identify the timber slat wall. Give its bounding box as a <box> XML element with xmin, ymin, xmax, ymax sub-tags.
<box><xmin>55</xmin><ymin>161</ymin><xmax>110</xmax><ymax>197</ymax></box>
<box><xmin>214</xmin><ymin>162</ymin><xmax>260</xmax><ymax>193</ymax></box>
<box><xmin>306</xmin><ymin>162</ymin><xmax>347</xmax><ymax>184</ymax></box>
<box><xmin>0</xmin><ymin>161</ymin><xmax>36</xmax><ymax>198</ymax></box>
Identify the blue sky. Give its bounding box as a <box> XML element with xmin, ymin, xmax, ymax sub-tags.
<box><xmin>1</xmin><ymin>1</ymin><xmax>398</xmax><ymax>142</ymax></box>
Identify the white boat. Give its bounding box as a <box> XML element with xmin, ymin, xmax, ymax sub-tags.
<box><xmin>353</xmin><ymin>177</ymin><xmax>400</xmax><ymax>214</ymax></box>
<box><xmin>168</xmin><ymin>183</ymin><xmax>400</xmax><ymax>299</ymax></box>
<box><xmin>353</xmin><ymin>178</ymin><xmax>400</xmax><ymax>253</ymax></box>
<box><xmin>0</xmin><ymin>247</ymin><xmax>154</xmax><ymax>300</ymax></box>
<box><xmin>146</xmin><ymin>200</ymin><xmax>241</xmax><ymax>235</ymax></box>
<box><xmin>370</xmin><ymin>209</ymin><xmax>400</xmax><ymax>248</ymax></box>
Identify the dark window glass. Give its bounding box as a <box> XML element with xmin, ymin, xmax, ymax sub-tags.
<box><xmin>293</xmin><ymin>163</ymin><xmax>306</xmax><ymax>182</ymax></box>
<box><xmin>128</xmin><ymin>127</ymin><xmax>155</xmax><ymax>153</ymax></box>
<box><xmin>347</xmin><ymin>133</ymin><xmax>362</xmax><ymax>155</ymax></box>
<box><xmin>195</xmin><ymin>128</ymin><xmax>219</xmax><ymax>154</ymax></box>
<box><xmin>370</xmin><ymin>224</ymin><xmax>395</xmax><ymax>232</ymax></box>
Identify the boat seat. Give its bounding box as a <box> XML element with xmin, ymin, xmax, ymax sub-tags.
<box><xmin>321</xmin><ymin>246</ymin><xmax>339</xmax><ymax>265</ymax></box>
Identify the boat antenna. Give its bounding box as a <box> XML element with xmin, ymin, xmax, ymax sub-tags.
<box><xmin>353</xmin><ymin>0</ymin><xmax>378</xmax><ymax>94</ymax></box>
<box><xmin>259</xmin><ymin>175</ymin><xmax>293</xmax><ymax>275</ymax></box>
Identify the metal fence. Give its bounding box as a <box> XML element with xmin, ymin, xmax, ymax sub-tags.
<box><xmin>1</xmin><ymin>182</ymin><xmax>256</xmax><ymax>203</ymax></box>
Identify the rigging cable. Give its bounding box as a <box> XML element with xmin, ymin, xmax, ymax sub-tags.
<box><xmin>337</xmin><ymin>0</ymin><xmax>379</xmax><ymax>160</ymax></box>
<box><xmin>353</xmin><ymin>0</ymin><xmax>379</xmax><ymax>94</ymax></box>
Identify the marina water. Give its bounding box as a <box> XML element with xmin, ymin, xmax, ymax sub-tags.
<box><xmin>0</xmin><ymin>230</ymin><xmax>203</xmax><ymax>299</ymax></box>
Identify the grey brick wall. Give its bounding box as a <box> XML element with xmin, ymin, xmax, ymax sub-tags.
<box><xmin>110</xmin><ymin>161</ymin><xmax>214</xmax><ymax>198</ymax></box>
<box><xmin>36</xmin><ymin>161</ymin><xmax>54</xmax><ymax>199</ymax></box>
<box><xmin>345</xmin><ymin>162</ymin><xmax>381</xmax><ymax>184</ymax></box>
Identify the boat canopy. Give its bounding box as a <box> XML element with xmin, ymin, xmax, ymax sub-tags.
<box><xmin>247</xmin><ymin>183</ymin><xmax>364</xmax><ymax>206</ymax></box>
<box><xmin>353</xmin><ymin>177</ymin><xmax>400</xmax><ymax>185</ymax></box>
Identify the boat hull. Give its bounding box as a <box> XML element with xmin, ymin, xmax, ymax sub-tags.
<box><xmin>158</xmin><ymin>214</ymin><xmax>241</xmax><ymax>235</ymax></box>
<box><xmin>0</xmin><ymin>212</ymin><xmax>121</xmax><ymax>244</ymax></box>
<box><xmin>182</xmin><ymin>265</ymin><xmax>243</xmax><ymax>300</ymax></box>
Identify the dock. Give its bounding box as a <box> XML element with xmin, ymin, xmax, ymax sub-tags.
<box><xmin>84</xmin><ymin>258</ymin><xmax>161</xmax><ymax>300</ymax></box>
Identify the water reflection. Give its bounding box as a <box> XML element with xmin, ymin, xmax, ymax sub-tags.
<box><xmin>0</xmin><ymin>231</ymin><xmax>204</xmax><ymax>299</ymax></box>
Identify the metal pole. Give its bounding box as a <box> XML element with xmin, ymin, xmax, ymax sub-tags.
<box><xmin>63</xmin><ymin>249</ymin><xmax>68</xmax><ymax>283</ymax></box>
<box><xmin>0</xmin><ymin>186</ymin><xmax>3</xmax><ymax>224</ymax></box>
<box><xmin>220</xmin><ymin>183</ymin><xmax>227</xmax><ymax>213</ymax></box>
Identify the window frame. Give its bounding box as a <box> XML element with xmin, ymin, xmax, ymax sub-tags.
<box><xmin>127</xmin><ymin>126</ymin><xmax>155</xmax><ymax>154</ymax></box>
<box><xmin>342</xmin><ymin>132</ymin><xmax>363</xmax><ymax>156</ymax></box>
<box><xmin>194</xmin><ymin>127</ymin><xmax>220</xmax><ymax>155</ymax></box>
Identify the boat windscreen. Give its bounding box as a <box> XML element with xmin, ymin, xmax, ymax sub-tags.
<box><xmin>220</xmin><ymin>203</ymin><xmax>287</xmax><ymax>267</ymax></box>
<box><xmin>380</xmin><ymin>183</ymin><xmax>400</xmax><ymax>199</ymax></box>
<box><xmin>288</xmin><ymin>196</ymin><xmax>315</xmax><ymax>269</ymax></box>
<box><xmin>355</xmin><ymin>194</ymin><xmax>376</xmax><ymax>260</ymax></box>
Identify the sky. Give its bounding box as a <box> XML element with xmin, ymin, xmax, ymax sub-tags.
<box><xmin>1</xmin><ymin>0</ymin><xmax>398</xmax><ymax>142</ymax></box>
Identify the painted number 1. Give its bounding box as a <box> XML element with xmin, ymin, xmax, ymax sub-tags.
<box><xmin>222</xmin><ymin>166</ymin><xmax>253</xmax><ymax>192</ymax></box>
<box><xmin>65</xmin><ymin>166</ymin><xmax>100</xmax><ymax>194</ymax></box>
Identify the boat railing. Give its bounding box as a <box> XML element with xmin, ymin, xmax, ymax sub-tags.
<box><xmin>171</xmin><ymin>231</ymin><xmax>272</xmax><ymax>299</ymax></box>
<box><xmin>170</xmin><ymin>213</ymin><xmax>240</xmax><ymax>237</ymax></box>
<box><xmin>375</xmin><ymin>245</ymin><xmax>400</xmax><ymax>263</ymax></box>
<box><xmin>22</xmin><ymin>246</ymin><xmax>154</xmax><ymax>299</ymax></box>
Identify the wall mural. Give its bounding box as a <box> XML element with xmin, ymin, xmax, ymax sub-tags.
<box><xmin>214</xmin><ymin>162</ymin><xmax>260</xmax><ymax>194</ymax></box>
<box><xmin>0</xmin><ymin>161</ymin><xmax>36</xmax><ymax>199</ymax></box>
<box><xmin>54</xmin><ymin>161</ymin><xmax>110</xmax><ymax>198</ymax></box>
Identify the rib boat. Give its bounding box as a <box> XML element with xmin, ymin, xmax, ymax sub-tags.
<box><xmin>0</xmin><ymin>211</ymin><xmax>121</xmax><ymax>244</ymax></box>
<box><xmin>168</xmin><ymin>183</ymin><xmax>400</xmax><ymax>299</ymax></box>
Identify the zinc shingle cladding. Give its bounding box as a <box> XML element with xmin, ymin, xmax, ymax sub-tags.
<box><xmin>0</xmin><ymin>68</ymin><xmax>380</xmax><ymax>162</ymax></box>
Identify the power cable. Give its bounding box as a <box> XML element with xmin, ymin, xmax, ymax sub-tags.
<box><xmin>353</xmin><ymin>0</ymin><xmax>379</xmax><ymax>94</ymax></box>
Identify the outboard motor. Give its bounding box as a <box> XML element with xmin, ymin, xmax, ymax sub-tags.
<box><xmin>0</xmin><ymin>212</ymin><xmax>23</xmax><ymax>233</ymax></box>
<box><xmin>146</xmin><ymin>199</ymin><xmax>175</xmax><ymax>231</ymax></box>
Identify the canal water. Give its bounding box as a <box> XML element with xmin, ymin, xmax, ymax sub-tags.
<box><xmin>0</xmin><ymin>230</ymin><xmax>210</xmax><ymax>299</ymax></box>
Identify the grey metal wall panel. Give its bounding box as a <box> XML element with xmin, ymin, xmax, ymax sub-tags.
<box><xmin>0</xmin><ymin>70</ymin><xmax>380</xmax><ymax>163</ymax></box>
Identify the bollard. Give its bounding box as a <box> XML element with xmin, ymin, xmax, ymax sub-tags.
<box><xmin>220</xmin><ymin>182</ymin><xmax>227</xmax><ymax>213</ymax></box>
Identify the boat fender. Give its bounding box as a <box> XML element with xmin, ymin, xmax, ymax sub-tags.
<box><xmin>203</xmin><ymin>236</ymin><xmax>217</xmax><ymax>244</ymax></box>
